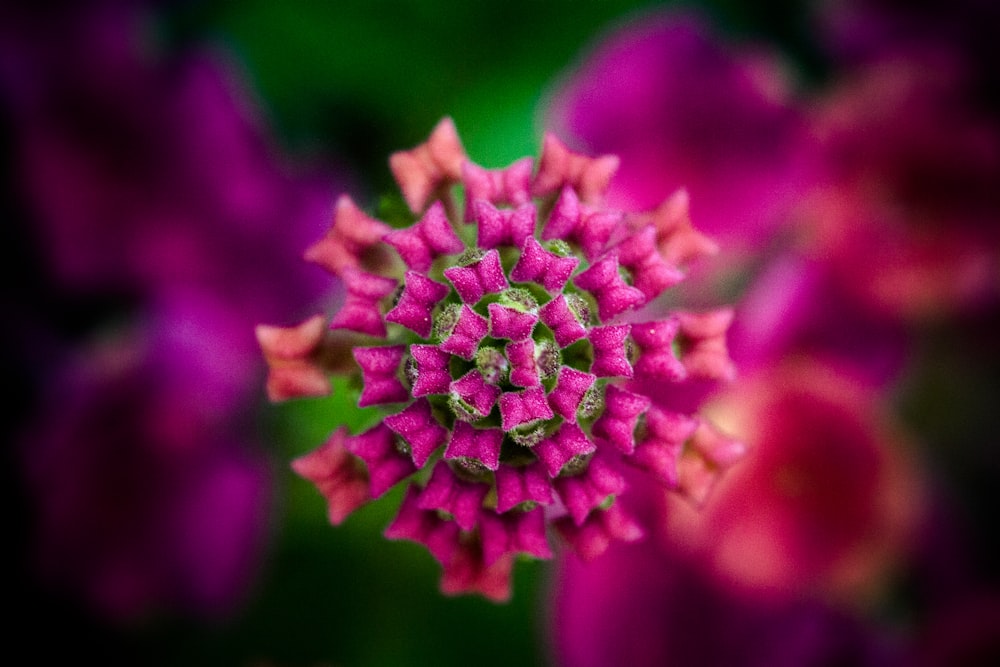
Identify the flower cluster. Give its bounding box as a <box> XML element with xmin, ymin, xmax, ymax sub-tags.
<box><xmin>258</xmin><ymin>118</ymin><xmax>742</xmax><ymax>600</ymax></box>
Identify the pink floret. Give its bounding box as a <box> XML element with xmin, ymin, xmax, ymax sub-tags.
<box><xmin>444</xmin><ymin>248</ymin><xmax>509</xmax><ymax>304</ymax></box>
<box><xmin>510</xmin><ymin>235</ymin><xmax>579</xmax><ymax>293</ymax></box>
<box><xmin>534</xmin><ymin>422</ymin><xmax>597</xmax><ymax>478</ymax></box>
<box><xmin>384</xmin><ymin>200</ymin><xmax>464</xmax><ymax>272</ymax></box>
<box><xmin>416</xmin><ymin>461</ymin><xmax>490</xmax><ymax>531</ymax></box>
<box><xmin>499</xmin><ymin>386</ymin><xmax>554</xmax><ymax>431</ymax></box>
<box><xmin>443</xmin><ymin>421</ymin><xmax>504</xmax><ymax>471</ymax></box>
<box><xmin>440</xmin><ymin>305</ymin><xmax>489</xmax><ymax>360</ymax></box>
<box><xmin>385</xmin><ymin>271</ymin><xmax>449</xmax><ymax>337</ymax></box>
<box><xmin>352</xmin><ymin>345</ymin><xmax>409</xmax><ymax>407</ymax></box>
<box><xmin>384</xmin><ymin>398</ymin><xmax>449</xmax><ymax>467</ymax></box>
<box><xmin>344</xmin><ymin>424</ymin><xmax>417</xmax><ymax>498</ymax></box>
<box><xmin>573</xmin><ymin>252</ymin><xmax>645</xmax><ymax>321</ymax></box>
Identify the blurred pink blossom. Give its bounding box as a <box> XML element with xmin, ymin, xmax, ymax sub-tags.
<box><xmin>4</xmin><ymin>3</ymin><xmax>347</xmax><ymax>621</ymax></box>
<box><xmin>803</xmin><ymin>56</ymin><xmax>1000</xmax><ymax>320</ymax></box>
<box><xmin>23</xmin><ymin>309</ymin><xmax>273</xmax><ymax>620</ymax></box>
<box><xmin>545</xmin><ymin>10</ymin><xmax>816</xmax><ymax>259</ymax></box>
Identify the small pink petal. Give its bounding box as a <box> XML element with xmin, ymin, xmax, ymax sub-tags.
<box><xmin>591</xmin><ymin>384</ymin><xmax>650</xmax><ymax>455</ymax></box>
<box><xmin>630</xmin><ymin>318</ymin><xmax>686</xmax><ymax>381</ymax></box>
<box><xmin>623</xmin><ymin>189</ymin><xmax>719</xmax><ymax>268</ymax></box>
<box><xmin>385</xmin><ymin>271</ymin><xmax>450</xmax><ymax>337</ymax></box>
<box><xmin>352</xmin><ymin>345</ymin><xmax>409</xmax><ymax>407</ymax></box>
<box><xmin>479</xmin><ymin>507</ymin><xmax>552</xmax><ymax>566</ymax></box>
<box><xmin>573</xmin><ymin>252</ymin><xmax>645</xmax><ymax>321</ymax></box>
<box><xmin>384</xmin><ymin>398</ymin><xmax>449</xmax><ymax>468</ymax></box>
<box><xmin>384</xmin><ymin>486</ymin><xmax>461</xmax><ymax>564</ymax></box>
<box><xmin>291</xmin><ymin>426</ymin><xmax>370</xmax><ymax>524</ymax></box>
<box><xmin>488</xmin><ymin>302</ymin><xmax>537</xmax><ymax>342</ymax></box>
<box><xmin>416</xmin><ymin>461</ymin><xmax>490</xmax><ymax>531</ymax></box>
<box><xmin>613</xmin><ymin>224</ymin><xmax>685</xmax><ymax>302</ymax></box>
<box><xmin>440</xmin><ymin>305</ymin><xmax>489</xmax><ymax>360</ymax></box>
<box><xmin>409</xmin><ymin>344</ymin><xmax>453</xmax><ymax>396</ymax></box>
<box><xmin>461</xmin><ymin>157</ymin><xmax>534</xmax><ymax>221</ymax></box>
<box><xmin>630</xmin><ymin>407</ymin><xmax>699</xmax><ymax>488</ymax></box>
<box><xmin>499</xmin><ymin>386</ymin><xmax>554</xmax><ymax>431</ymax></box>
<box><xmin>589</xmin><ymin>325</ymin><xmax>633</xmax><ymax>378</ymax></box>
<box><xmin>303</xmin><ymin>194</ymin><xmax>392</xmax><ymax>276</ymax></box>
<box><xmin>344</xmin><ymin>423</ymin><xmax>417</xmax><ymax>498</ymax></box>
<box><xmin>495</xmin><ymin>462</ymin><xmax>554</xmax><ymax>513</ymax></box>
<box><xmin>538</xmin><ymin>295</ymin><xmax>587</xmax><ymax>347</ymax></box>
<box><xmin>256</xmin><ymin>314</ymin><xmax>344</xmax><ymax>401</ymax></box>
<box><xmin>474</xmin><ymin>200</ymin><xmax>537</xmax><ymax>249</ymax></box>
<box><xmin>384</xmin><ymin>200</ymin><xmax>465</xmax><ymax>272</ymax></box>
<box><xmin>554</xmin><ymin>502</ymin><xmax>644</xmax><ymax>561</ymax></box>
<box><xmin>328</xmin><ymin>268</ymin><xmax>398</xmax><ymax>337</ymax></box>
<box><xmin>510</xmin><ymin>236</ymin><xmax>579</xmax><ymax>293</ymax></box>
<box><xmin>439</xmin><ymin>540</ymin><xmax>514</xmax><ymax>602</ymax></box>
<box><xmin>553</xmin><ymin>452</ymin><xmax>626</xmax><ymax>525</ymax></box>
<box><xmin>534</xmin><ymin>422</ymin><xmax>596</xmax><ymax>478</ymax></box>
<box><xmin>676</xmin><ymin>308</ymin><xmax>737</xmax><ymax>381</ymax></box>
<box><xmin>389</xmin><ymin>117</ymin><xmax>467</xmax><ymax>213</ymax></box>
<box><xmin>505</xmin><ymin>339</ymin><xmax>540</xmax><ymax>388</ymax></box>
<box><xmin>443</xmin><ymin>421</ymin><xmax>504</xmax><ymax>471</ymax></box>
<box><xmin>674</xmin><ymin>418</ymin><xmax>749</xmax><ymax>509</ymax></box>
<box><xmin>443</xmin><ymin>248</ymin><xmax>509</xmax><ymax>304</ymax></box>
<box><xmin>449</xmin><ymin>370</ymin><xmax>502</xmax><ymax>421</ymax></box>
<box><xmin>532</xmin><ymin>133</ymin><xmax>619</xmax><ymax>204</ymax></box>
<box><xmin>547</xmin><ymin>366</ymin><xmax>597</xmax><ymax>420</ymax></box>
<box><xmin>542</xmin><ymin>186</ymin><xmax>621</xmax><ymax>260</ymax></box>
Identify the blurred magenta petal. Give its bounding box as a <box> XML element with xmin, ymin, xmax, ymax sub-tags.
<box><xmin>551</xmin><ymin>361</ymin><xmax>924</xmax><ymax>666</ymax></box>
<box><xmin>552</xmin><ymin>539</ymin><xmax>904</xmax><ymax>667</ymax></box>
<box><xmin>3</xmin><ymin>3</ymin><xmax>351</xmax><ymax>624</ymax></box>
<box><xmin>546</xmin><ymin>10</ymin><xmax>815</xmax><ymax>254</ymax></box>
<box><xmin>664</xmin><ymin>361</ymin><xmax>922</xmax><ymax>599</ymax></box>
<box><xmin>389</xmin><ymin>116</ymin><xmax>466</xmax><ymax>214</ymax></box>
<box><xmin>22</xmin><ymin>322</ymin><xmax>273</xmax><ymax>622</ymax></box>
<box><xmin>805</xmin><ymin>57</ymin><xmax>1000</xmax><ymax>319</ymax></box>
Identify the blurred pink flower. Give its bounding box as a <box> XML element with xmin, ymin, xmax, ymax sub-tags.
<box><xmin>4</xmin><ymin>3</ymin><xmax>348</xmax><ymax>621</ymax></box>
<box><xmin>545</xmin><ymin>10</ymin><xmax>816</xmax><ymax>258</ymax></box>
<box><xmin>2</xmin><ymin>3</ymin><xmax>336</xmax><ymax>317</ymax></box>
<box><xmin>551</xmin><ymin>530</ymin><xmax>905</xmax><ymax>667</ymax></box>
<box><xmin>549</xmin><ymin>359</ymin><xmax>922</xmax><ymax>666</ymax></box>
<box><xmin>22</xmin><ymin>306</ymin><xmax>273</xmax><ymax>621</ymax></box>
<box><xmin>665</xmin><ymin>360</ymin><xmax>921</xmax><ymax>602</ymax></box>
<box><xmin>727</xmin><ymin>253</ymin><xmax>911</xmax><ymax>388</ymax></box>
<box><xmin>542</xmin><ymin>4</ymin><xmax>997</xmax><ymax>665</ymax></box>
<box><xmin>803</xmin><ymin>56</ymin><xmax>1000</xmax><ymax>319</ymax></box>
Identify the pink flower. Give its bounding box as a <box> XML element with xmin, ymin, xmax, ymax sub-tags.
<box><xmin>291</xmin><ymin>427</ymin><xmax>369</xmax><ymax>524</ymax></box>
<box><xmin>549</xmin><ymin>362</ymin><xmax>924</xmax><ymax>667</ymax></box>
<box><xmin>262</xmin><ymin>118</ymin><xmax>742</xmax><ymax>600</ymax></box>
<box><xmin>4</xmin><ymin>4</ymin><xmax>349</xmax><ymax>624</ymax></box>
<box><xmin>389</xmin><ymin>117</ymin><xmax>466</xmax><ymax>214</ymax></box>
<box><xmin>662</xmin><ymin>360</ymin><xmax>921</xmax><ymax>600</ymax></box>
<box><xmin>804</xmin><ymin>57</ymin><xmax>1000</xmax><ymax>319</ymax></box>
<box><xmin>21</xmin><ymin>313</ymin><xmax>274</xmax><ymax>622</ymax></box>
<box><xmin>545</xmin><ymin>11</ymin><xmax>815</xmax><ymax>257</ymax></box>
<box><xmin>552</xmin><ymin>534</ymin><xmax>902</xmax><ymax>667</ymax></box>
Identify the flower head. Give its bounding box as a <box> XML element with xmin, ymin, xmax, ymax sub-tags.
<box><xmin>261</xmin><ymin>118</ymin><xmax>742</xmax><ymax>600</ymax></box>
